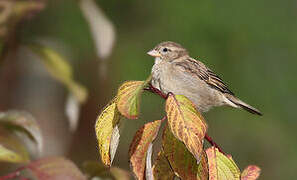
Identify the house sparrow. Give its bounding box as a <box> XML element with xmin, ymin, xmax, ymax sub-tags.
<box><xmin>148</xmin><ymin>41</ymin><xmax>262</xmax><ymax>115</ymax></box>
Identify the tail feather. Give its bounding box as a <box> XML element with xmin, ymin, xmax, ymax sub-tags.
<box><xmin>225</xmin><ymin>94</ymin><xmax>262</xmax><ymax>116</ymax></box>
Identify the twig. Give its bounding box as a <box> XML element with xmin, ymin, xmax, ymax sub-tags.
<box><xmin>144</xmin><ymin>83</ymin><xmax>167</xmax><ymax>99</ymax></box>
<box><xmin>204</xmin><ymin>133</ymin><xmax>225</xmax><ymax>154</ymax></box>
<box><xmin>144</xmin><ymin>83</ymin><xmax>226</xmax><ymax>154</ymax></box>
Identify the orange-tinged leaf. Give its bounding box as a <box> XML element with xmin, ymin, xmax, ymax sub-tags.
<box><xmin>95</xmin><ymin>99</ymin><xmax>121</xmax><ymax>166</ymax></box>
<box><xmin>162</xmin><ymin>126</ymin><xmax>209</xmax><ymax>180</ymax></box>
<box><xmin>117</xmin><ymin>76</ymin><xmax>151</xmax><ymax>119</ymax></box>
<box><xmin>241</xmin><ymin>165</ymin><xmax>261</xmax><ymax>180</ymax></box>
<box><xmin>129</xmin><ymin>120</ymin><xmax>162</xmax><ymax>180</ymax></box>
<box><xmin>165</xmin><ymin>94</ymin><xmax>207</xmax><ymax>161</ymax></box>
<box><xmin>206</xmin><ymin>146</ymin><xmax>241</xmax><ymax>180</ymax></box>
<box><xmin>153</xmin><ymin>151</ymin><xmax>175</xmax><ymax>180</ymax></box>
<box><xmin>26</xmin><ymin>157</ymin><xmax>86</xmax><ymax>180</ymax></box>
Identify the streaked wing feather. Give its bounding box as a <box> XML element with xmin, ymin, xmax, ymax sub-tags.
<box><xmin>174</xmin><ymin>58</ymin><xmax>234</xmax><ymax>95</ymax></box>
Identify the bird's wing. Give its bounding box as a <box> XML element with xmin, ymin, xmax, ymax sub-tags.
<box><xmin>173</xmin><ymin>58</ymin><xmax>234</xmax><ymax>95</ymax></box>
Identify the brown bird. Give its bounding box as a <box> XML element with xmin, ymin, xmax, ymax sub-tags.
<box><xmin>148</xmin><ymin>41</ymin><xmax>262</xmax><ymax>115</ymax></box>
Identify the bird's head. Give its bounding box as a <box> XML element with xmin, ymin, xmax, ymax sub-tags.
<box><xmin>147</xmin><ymin>41</ymin><xmax>188</xmax><ymax>61</ymax></box>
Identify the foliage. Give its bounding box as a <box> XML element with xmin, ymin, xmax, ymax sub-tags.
<box><xmin>94</xmin><ymin>78</ymin><xmax>261</xmax><ymax>180</ymax></box>
<box><xmin>0</xmin><ymin>0</ymin><xmax>264</xmax><ymax>180</ymax></box>
<box><xmin>0</xmin><ymin>0</ymin><xmax>127</xmax><ymax>180</ymax></box>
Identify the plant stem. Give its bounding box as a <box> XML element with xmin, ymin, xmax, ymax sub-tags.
<box><xmin>204</xmin><ymin>133</ymin><xmax>225</xmax><ymax>154</ymax></box>
<box><xmin>144</xmin><ymin>83</ymin><xmax>226</xmax><ymax>154</ymax></box>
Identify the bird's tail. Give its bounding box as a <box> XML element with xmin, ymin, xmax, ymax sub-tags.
<box><xmin>224</xmin><ymin>94</ymin><xmax>262</xmax><ymax>116</ymax></box>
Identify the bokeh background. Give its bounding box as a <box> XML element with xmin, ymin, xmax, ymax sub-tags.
<box><xmin>0</xmin><ymin>0</ymin><xmax>296</xmax><ymax>179</ymax></box>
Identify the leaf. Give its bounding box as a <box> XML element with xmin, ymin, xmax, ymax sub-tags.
<box><xmin>206</xmin><ymin>146</ymin><xmax>241</xmax><ymax>180</ymax></box>
<box><xmin>129</xmin><ymin>120</ymin><xmax>162</xmax><ymax>180</ymax></box>
<box><xmin>26</xmin><ymin>157</ymin><xmax>86</xmax><ymax>180</ymax></box>
<box><xmin>95</xmin><ymin>99</ymin><xmax>121</xmax><ymax>166</ymax></box>
<box><xmin>83</xmin><ymin>161</ymin><xmax>131</xmax><ymax>180</ymax></box>
<box><xmin>241</xmin><ymin>165</ymin><xmax>261</xmax><ymax>180</ymax></box>
<box><xmin>65</xmin><ymin>94</ymin><xmax>80</xmax><ymax>132</ymax></box>
<box><xmin>165</xmin><ymin>94</ymin><xmax>208</xmax><ymax>161</ymax></box>
<box><xmin>0</xmin><ymin>1</ymin><xmax>45</xmax><ymax>37</ymax></box>
<box><xmin>117</xmin><ymin>76</ymin><xmax>152</xmax><ymax>119</ymax></box>
<box><xmin>110</xmin><ymin>167</ymin><xmax>131</xmax><ymax>180</ymax></box>
<box><xmin>82</xmin><ymin>161</ymin><xmax>109</xmax><ymax>178</ymax></box>
<box><xmin>0</xmin><ymin>145</ymin><xmax>25</xmax><ymax>163</ymax></box>
<box><xmin>79</xmin><ymin>0</ymin><xmax>116</xmax><ymax>59</ymax></box>
<box><xmin>0</xmin><ymin>110</ymin><xmax>43</xmax><ymax>155</ymax></box>
<box><xmin>162</xmin><ymin>125</ymin><xmax>208</xmax><ymax>180</ymax></box>
<box><xmin>28</xmin><ymin>43</ymin><xmax>88</xmax><ymax>103</ymax></box>
<box><xmin>153</xmin><ymin>151</ymin><xmax>175</xmax><ymax>180</ymax></box>
<box><xmin>197</xmin><ymin>150</ymin><xmax>209</xmax><ymax>180</ymax></box>
<box><xmin>0</xmin><ymin>127</ymin><xmax>29</xmax><ymax>163</ymax></box>
<box><xmin>145</xmin><ymin>143</ymin><xmax>154</xmax><ymax>180</ymax></box>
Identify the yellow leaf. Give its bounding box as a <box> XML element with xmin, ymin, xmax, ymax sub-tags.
<box><xmin>162</xmin><ymin>125</ymin><xmax>208</xmax><ymax>180</ymax></box>
<box><xmin>241</xmin><ymin>165</ymin><xmax>261</xmax><ymax>180</ymax></box>
<box><xmin>129</xmin><ymin>120</ymin><xmax>162</xmax><ymax>180</ymax></box>
<box><xmin>95</xmin><ymin>99</ymin><xmax>121</xmax><ymax>166</ymax></box>
<box><xmin>117</xmin><ymin>76</ymin><xmax>151</xmax><ymax>119</ymax></box>
<box><xmin>28</xmin><ymin>44</ymin><xmax>88</xmax><ymax>103</ymax></box>
<box><xmin>0</xmin><ymin>145</ymin><xmax>25</xmax><ymax>163</ymax></box>
<box><xmin>206</xmin><ymin>146</ymin><xmax>241</xmax><ymax>180</ymax></box>
<box><xmin>165</xmin><ymin>94</ymin><xmax>207</xmax><ymax>161</ymax></box>
<box><xmin>0</xmin><ymin>127</ymin><xmax>29</xmax><ymax>163</ymax></box>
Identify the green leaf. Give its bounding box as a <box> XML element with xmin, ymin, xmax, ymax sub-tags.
<box><xmin>95</xmin><ymin>98</ymin><xmax>121</xmax><ymax>166</ymax></box>
<box><xmin>0</xmin><ymin>111</ymin><xmax>43</xmax><ymax>155</ymax></box>
<box><xmin>116</xmin><ymin>76</ymin><xmax>152</xmax><ymax>119</ymax></box>
<box><xmin>129</xmin><ymin>120</ymin><xmax>162</xmax><ymax>180</ymax></box>
<box><xmin>165</xmin><ymin>94</ymin><xmax>208</xmax><ymax>161</ymax></box>
<box><xmin>28</xmin><ymin>43</ymin><xmax>88</xmax><ymax>103</ymax></box>
<box><xmin>162</xmin><ymin>125</ymin><xmax>208</xmax><ymax>180</ymax></box>
<box><xmin>26</xmin><ymin>157</ymin><xmax>86</xmax><ymax>180</ymax></box>
<box><xmin>0</xmin><ymin>127</ymin><xmax>29</xmax><ymax>163</ymax></box>
<box><xmin>153</xmin><ymin>151</ymin><xmax>175</xmax><ymax>180</ymax></box>
<box><xmin>82</xmin><ymin>161</ymin><xmax>131</xmax><ymax>180</ymax></box>
<box><xmin>206</xmin><ymin>146</ymin><xmax>241</xmax><ymax>180</ymax></box>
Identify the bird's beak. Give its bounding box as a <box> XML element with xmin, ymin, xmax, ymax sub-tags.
<box><xmin>147</xmin><ymin>50</ymin><xmax>161</xmax><ymax>57</ymax></box>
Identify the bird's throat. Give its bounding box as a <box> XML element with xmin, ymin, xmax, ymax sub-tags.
<box><xmin>154</xmin><ymin>57</ymin><xmax>162</xmax><ymax>64</ymax></box>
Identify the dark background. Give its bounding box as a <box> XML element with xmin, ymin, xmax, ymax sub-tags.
<box><xmin>1</xmin><ymin>0</ymin><xmax>296</xmax><ymax>179</ymax></box>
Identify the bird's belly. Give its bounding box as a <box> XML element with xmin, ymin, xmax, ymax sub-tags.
<box><xmin>152</xmin><ymin>66</ymin><xmax>224</xmax><ymax>112</ymax></box>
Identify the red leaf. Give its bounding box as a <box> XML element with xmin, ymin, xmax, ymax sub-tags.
<box><xmin>241</xmin><ymin>165</ymin><xmax>261</xmax><ymax>180</ymax></box>
<box><xmin>129</xmin><ymin>120</ymin><xmax>162</xmax><ymax>180</ymax></box>
<box><xmin>26</xmin><ymin>157</ymin><xmax>86</xmax><ymax>180</ymax></box>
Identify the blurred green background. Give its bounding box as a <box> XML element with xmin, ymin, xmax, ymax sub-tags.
<box><xmin>1</xmin><ymin>0</ymin><xmax>296</xmax><ymax>179</ymax></box>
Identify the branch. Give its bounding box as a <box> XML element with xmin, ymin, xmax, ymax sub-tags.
<box><xmin>144</xmin><ymin>83</ymin><xmax>225</xmax><ymax>154</ymax></box>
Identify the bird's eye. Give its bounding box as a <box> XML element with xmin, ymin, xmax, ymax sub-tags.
<box><xmin>162</xmin><ymin>48</ymin><xmax>168</xmax><ymax>52</ymax></box>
